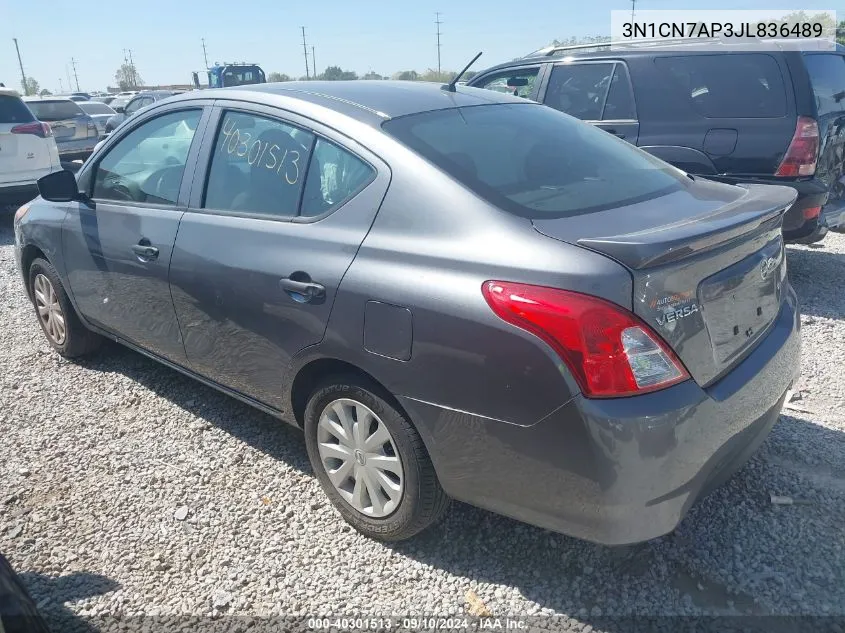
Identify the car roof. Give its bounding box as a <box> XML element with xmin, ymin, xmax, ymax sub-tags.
<box><xmin>22</xmin><ymin>96</ymin><xmax>75</xmax><ymax>102</ymax></box>
<box><xmin>0</xmin><ymin>88</ymin><xmax>22</xmax><ymax>98</ymax></box>
<box><xmin>167</xmin><ymin>80</ymin><xmax>528</xmax><ymax>125</ymax></box>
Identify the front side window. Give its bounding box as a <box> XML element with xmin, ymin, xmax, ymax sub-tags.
<box><xmin>92</xmin><ymin>109</ymin><xmax>202</xmax><ymax>204</ymax></box>
<box><xmin>79</xmin><ymin>102</ymin><xmax>116</xmax><ymax>116</ymax></box>
<box><xmin>301</xmin><ymin>139</ymin><xmax>376</xmax><ymax>217</ymax></box>
<box><xmin>383</xmin><ymin>103</ymin><xmax>686</xmax><ymax>219</ymax></box>
<box><xmin>474</xmin><ymin>67</ymin><xmax>540</xmax><ymax>99</ymax></box>
<box><xmin>125</xmin><ymin>97</ymin><xmax>153</xmax><ymax>116</ymax></box>
<box><xmin>602</xmin><ymin>64</ymin><xmax>636</xmax><ymax>120</ymax></box>
<box><xmin>804</xmin><ymin>54</ymin><xmax>845</xmax><ymax>116</ymax></box>
<box><xmin>203</xmin><ymin>111</ymin><xmax>314</xmax><ymax>217</ymax></box>
<box><xmin>654</xmin><ymin>54</ymin><xmax>787</xmax><ymax>118</ymax></box>
<box><xmin>544</xmin><ymin>63</ymin><xmax>615</xmax><ymax>120</ymax></box>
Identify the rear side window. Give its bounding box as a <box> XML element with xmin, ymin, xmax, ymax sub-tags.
<box><xmin>603</xmin><ymin>64</ymin><xmax>636</xmax><ymax>120</ymax></box>
<box><xmin>654</xmin><ymin>54</ymin><xmax>787</xmax><ymax>118</ymax></box>
<box><xmin>383</xmin><ymin>103</ymin><xmax>686</xmax><ymax>219</ymax></box>
<box><xmin>544</xmin><ymin>63</ymin><xmax>615</xmax><ymax>120</ymax></box>
<box><xmin>25</xmin><ymin>100</ymin><xmax>84</xmax><ymax>121</ymax></box>
<box><xmin>474</xmin><ymin>67</ymin><xmax>540</xmax><ymax>99</ymax></box>
<box><xmin>300</xmin><ymin>139</ymin><xmax>376</xmax><ymax>217</ymax></box>
<box><xmin>0</xmin><ymin>95</ymin><xmax>35</xmax><ymax>124</ymax></box>
<box><xmin>203</xmin><ymin>111</ymin><xmax>314</xmax><ymax>217</ymax></box>
<box><xmin>79</xmin><ymin>102</ymin><xmax>115</xmax><ymax>115</ymax></box>
<box><xmin>804</xmin><ymin>54</ymin><xmax>845</xmax><ymax>116</ymax></box>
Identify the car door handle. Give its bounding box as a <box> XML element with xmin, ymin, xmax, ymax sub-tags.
<box><xmin>131</xmin><ymin>244</ymin><xmax>159</xmax><ymax>260</ymax></box>
<box><xmin>279</xmin><ymin>276</ymin><xmax>325</xmax><ymax>303</ymax></box>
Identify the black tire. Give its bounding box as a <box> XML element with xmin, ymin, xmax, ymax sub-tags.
<box><xmin>28</xmin><ymin>257</ymin><xmax>101</xmax><ymax>358</ymax></box>
<box><xmin>304</xmin><ymin>375</ymin><xmax>450</xmax><ymax>541</ymax></box>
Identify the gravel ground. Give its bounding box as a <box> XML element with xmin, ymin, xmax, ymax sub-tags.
<box><xmin>1</xmin><ymin>210</ymin><xmax>844</xmax><ymax>632</ymax></box>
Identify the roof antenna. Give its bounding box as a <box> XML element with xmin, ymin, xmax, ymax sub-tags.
<box><xmin>442</xmin><ymin>51</ymin><xmax>482</xmax><ymax>92</ymax></box>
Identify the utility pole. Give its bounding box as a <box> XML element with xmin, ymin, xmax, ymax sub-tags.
<box><xmin>128</xmin><ymin>49</ymin><xmax>137</xmax><ymax>89</ymax></box>
<box><xmin>435</xmin><ymin>12</ymin><xmax>443</xmax><ymax>76</ymax></box>
<box><xmin>58</xmin><ymin>78</ymin><xmax>63</xmax><ymax>92</ymax></box>
<box><xmin>202</xmin><ymin>38</ymin><xmax>209</xmax><ymax>69</ymax></box>
<box><xmin>301</xmin><ymin>27</ymin><xmax>310</xmax><ymax>79</ymax></box>
<box><xmin>630</xmin><ymin>0</ymin><xmax>636</xmax><ymax>25</ymax></box>
<box><xmin>71</xmin><ymin>57</ymin><xmax>80</xmax><ymax>92</ymax></box>
<box><xmin>13</xmin><ymin>38</ymin><xmax>28</xmax><ymax>95</ymax></box>
<box><xmin>65</xmin><ymin>65</ymin><xmax>73</xmax><ymax>94</ymax></box>
<box><xmin>311</xmin><ymin>46</ymin><xmax>316</xmax><ymax>79</ymax></box>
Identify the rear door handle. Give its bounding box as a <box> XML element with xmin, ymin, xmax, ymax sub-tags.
<box><xmin>279</xmin><ymin>276</ymin><xmax>325</xmax><ymax>303</ymax></box>
<box><xmin>131</xmin><ymin>244</ymin><xmax>159</xmax><ymax>260</ymax></box>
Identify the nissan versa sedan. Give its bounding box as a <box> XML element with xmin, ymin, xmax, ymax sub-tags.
<box><xmin>14</xmin><ymin>82</ymin><xmax>801</xmax><ymax>545</ymax></box>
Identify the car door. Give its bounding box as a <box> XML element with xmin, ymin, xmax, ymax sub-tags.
<box><xmin>803</xmin><ymin>52</ymin><xmax>845</xmax><ymax>218</ymax></box>
<box><xmin>169</xmin><ymin>103</ymin><xmax>390</xmax><ymax>410</ymax></box>
<box><xmin>468</xmin><ymin>65</ymin><xmax>546</xmax><ymax>101</ymax></box>
<box><xmin>62</xmin><ymin>103</ymin><xmax>211</xmax><ymax>364</ymax></box>
<box><xmin>539</xmin><ymin>60</ymin><xmax>640</xmax><ymax>143</ymax></box>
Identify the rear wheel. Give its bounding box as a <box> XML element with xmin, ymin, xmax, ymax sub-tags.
<box><xmin>28</xmin><ymin>258</ymin><xmax>101</xmax><ymax>358</ymax></box>
<box><xmin>304</xmin><ymin>376</ymin><xmax>450</xmax><ymax>541</ymax></box>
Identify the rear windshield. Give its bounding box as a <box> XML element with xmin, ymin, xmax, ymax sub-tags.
<box><xmin>78</xmin><ymin>102</ymin><xmax>115</xmax><ymax>115</ymax></box>
<box><xmin>26</xmin><ymin>100</ymin><xmax>85</xmax><ymax>121</ymax></box>
<box><xmin>382</xmin><ymin>103</ymin><xmax>686</xmax><ymax>218</ymax></box>
<box><xmin>0</xmin><ymin>95</ymin><xmax>35</xmax><ymax>124</ymax></box>
<box><xmin>654</xmin><ymin>54</ymin><xmax>787</xmax><ymax>118</ymax></box>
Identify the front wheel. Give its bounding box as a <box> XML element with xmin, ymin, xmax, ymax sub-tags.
<box><xmin>304</xmin><ymin>377</ymin><xmax>450</xmax><ymax>541</ymax></box>
<box><xmin>28</xmin><ymin>258</ymin><xmax>101</xmax><ymax>358</ymax></box>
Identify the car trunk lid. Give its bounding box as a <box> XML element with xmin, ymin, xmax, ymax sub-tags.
<box><xmin>532</xmin><ymin>179</ymin><xmax>798</xmax><ymax>386</ymax></box>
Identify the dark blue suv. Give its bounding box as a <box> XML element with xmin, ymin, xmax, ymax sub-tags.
<box><xmin>469</xmin><ymin>40</ymin><xmax>845</xmax><ymax>244</ymax></box>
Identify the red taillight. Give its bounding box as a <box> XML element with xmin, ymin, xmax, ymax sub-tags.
<box><xmin>775</xmin><ymin>116</ymin><xmax>819</xmax><ymax>177</ymax></box>
<box><xmin>11</xmin><ymin>122</ymin><xmax>52</xmax><ymax>138</ymax></box>
<box><xmin>482</xmin><ymin>281</ymin><xmax>690</xmax><ymax>398</ymax></box>
<box><xmin>803</xmin><ymin>206</ymin><xmax>821</xmax><ymax>220</ymax></box>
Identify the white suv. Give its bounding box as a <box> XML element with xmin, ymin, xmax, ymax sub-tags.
<box><xmin>1</xmin><ymin>89</ymin><xmax>62</xmax><ymax>206</ymax></box>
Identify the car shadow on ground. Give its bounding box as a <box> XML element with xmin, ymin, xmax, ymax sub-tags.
<box><xmin>387</xmin><ymin>412</ymin><xmax>845</xmax><ymax>622</ymax></box>
<box><xmin>18</xmin><ymin>570</ymin><xmax>120</xmax><ymax>633</ymax></box>
<box><xmin>786</xmin><ymin>243</ymin><xmax>845</xmax><ymax>321</ymax></box>
<box><xmin>72</xmin><ymin>342</ymin><xmax>311</xmax><ymax>476</ymax></box>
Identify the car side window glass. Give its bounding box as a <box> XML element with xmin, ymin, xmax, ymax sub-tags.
<box><xmin>544</xmin><ymin>63</ymin><xmax>614</xmax><ymax>120</ymax></box>
<box><xmin>203</xmin><ymin>111</ymin><xmax>313</xmax><ymax>217</ymax></box>
<box><xmin>92</xmin><ymin>109</ymin><xmax>202</xmax><ymax>204</ymax></box>
<box><xmin>602</xmin><ymin>64</ymin><xmax>636</xmax><ymax>120</ymax></box>
<box><xmin>654</xmin><ymin>54</ymin><xmax>787</xmax><ymax>118</ymax></box>
<box><xmin>475</xmin><ymin>67</ymin><xmax>540</xmax><ymax>99</ymax></box>
<box><xmin>804</xmin><ymin>54</ymin><xmax>845</xmax><ymax>116</ymax></box>
<box><xmin>300</xmin><ymin>139</ymin><xmax>376</xmax><ymax>217</ymax></box>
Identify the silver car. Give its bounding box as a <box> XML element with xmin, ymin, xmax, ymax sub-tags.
<box><xmin>22</xmin><ymin>97</ymin><xmax>99</xmax><ymax>161</ymax></box>
<box><xmin>77</xmin><ymin>101</ymin><xmax>117</xmax><ymax>137</ymax></box>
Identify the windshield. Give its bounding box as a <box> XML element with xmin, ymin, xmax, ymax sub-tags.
<box><xmin>382</xmin><ymin>103</ymin><xmax>687</xmax><ymax>218</ymax></box>
<box><xmin>79</xmin><ymin>102</ymin><xmax>115</xmax><ymax>115</ymax></box>
<box><xmin>25</xmin><ymin>99</ymin><xmax>85</xmax><ymax>121</ymax></box>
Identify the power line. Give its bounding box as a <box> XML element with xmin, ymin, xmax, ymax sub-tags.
<box><xmin>202</xmin><ymin>38</ymin><xmax>209</xmax><ymax>69</ymax></box>
<box><xmin>128</xmin><ymin>49</ymin><xmax>137</xmax><ymax>88</ymax></box>
<box><xmin>301</xmin><ymin>27</ymin><xmax>310</xmax><ymax>79</ymax></box>
<box><xmin>312</xmin><ymin>46</ymin><xmax>316</xmax><ymax>80</ymax></box>
<box><xmin>631</xmin><ymin>0</ymin><xmax>636</xmax><ymax>24</ymax></box>
<box><xmin>435</xmin><ymin>12</ymin><xmax>443</xmax><ymax>76</ymax></box>
<box><xmin>65</xmin><ymin>65</ymin><xmax>72</xmax><ymax>94</ymax></box>
<box><xmin>13</xmin><ymin>38</ymin><xmax>27</xmax><ymax>95</ymax></box>
<box><xmin>71</xmin><ymin>57</ymin><xmax>80</xmax><ymax>92</ymax></box>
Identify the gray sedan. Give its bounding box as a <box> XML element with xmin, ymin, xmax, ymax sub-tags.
<box><xmin>14</xmin><ymin>81</ymin><xmax>800</xmax><ymax>545</ymax></box>
<box><xmin>77</xmin><ymin>100</ymin><xmax>116</xmax><ymax>137</ymax></box>
<box><xmin>22</xmin><ymin>97</ymin><xmax>99</xmax><ymax>161</ymax></box>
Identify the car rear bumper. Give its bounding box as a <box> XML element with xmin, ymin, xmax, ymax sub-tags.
<box><xmin>56</xmin><ymin>138</ymin><xmax>97</xmax><ymax>160</ymax></box>
<box><xmin>400</xmin><ymin>286</ymin><xmax>801</xmax><ymax>545</ymax></box>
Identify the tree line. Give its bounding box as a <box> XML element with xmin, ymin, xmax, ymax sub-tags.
<box><xmin>267</xmin><ymin>68</ymin><xmax>479</xmax><ymax>83</ymax></box>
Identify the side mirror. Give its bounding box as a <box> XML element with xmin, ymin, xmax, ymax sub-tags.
<box><xmin>37</xmin><ymin>170</ymin><xmax>85</xmax><ymax>203</ymax></box>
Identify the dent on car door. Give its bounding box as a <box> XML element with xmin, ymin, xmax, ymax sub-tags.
<box><xmin>62</xmin><ymin>106</ymin><xmax>209</xmax><ymax>363</ymax></box>
<box><xmin>169</xmin><ymin>106</ymin><xmax>389</xmax><ymax>409</ymax></box>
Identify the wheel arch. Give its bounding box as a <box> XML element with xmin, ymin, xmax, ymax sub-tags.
<box><xmin>20</xmin><ymin>244</ymin><xmax>49</xmax><ymax>300</ymax></box>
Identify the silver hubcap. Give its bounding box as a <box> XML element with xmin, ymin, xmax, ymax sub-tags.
<box><xmin>33</xmin><ymin>274</ymin><xmax>66</xmax><ymax>345</ymax></box>
<box><xmin>317</xmin><ymin>398</ymin><xmax>404</xmax><ymax>518</ymax></box>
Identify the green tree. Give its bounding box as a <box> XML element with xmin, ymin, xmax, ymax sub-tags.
<box><xmin>114</xmin><ymin>63</ymin><xmax>142</xmax><ymax>91</ymax></box>
<box><xmin>20</xmin><ymin>76</ymin><xmax>39</xmax><ymax>96</ymax></box>
<box><xmin>392</xmin><ymin>70</ymin><xmax>419</xmax><ymax>81</ymax></box>
<box><xmin>463</xmin><ymin>70</ymin><xmax>479</xmax><ymax>80</ymax></box>
<box><xmin>267</xmin><ymin>72</ymin><xmax>291</xmax><ymax>82</ymax></box>
<box><xmin>837</xmin><ymin>20</ymin><xmax>844</xmax><ymax>45</ymax></box>
<box><xmin>362</xmin><ymin>71</ymin><xmax>384</xmax><ymax>80</ymax></box>
<box><xmin>319</xmin><ymin>66</ymin><xmax>358</xmax><ymax>80</ymax></box>
<box><xmin>421</xmin><ymin>69</ymin><xmax>457</xmax><ymax>83</ymax></box>
<box><xmin>39</xmin><ymin>88</ymin><xmax>52</xmax><ymax>96</ymax></box>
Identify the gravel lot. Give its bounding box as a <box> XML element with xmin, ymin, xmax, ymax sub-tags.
<box><xmin>1</xmin><ymin>210</ymin><xmax>844</xmax><ymax>631</ymax></box>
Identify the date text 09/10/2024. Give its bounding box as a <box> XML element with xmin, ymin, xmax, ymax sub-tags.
<box><xmin>306</xmin><ymin>617</ymin><xmax>528</xmax><ymax>630</ymax></box>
